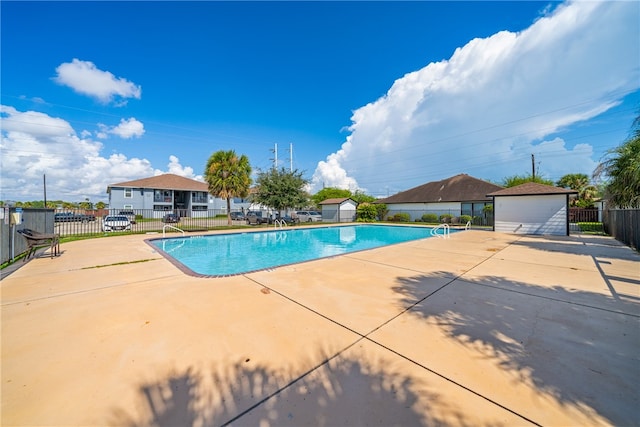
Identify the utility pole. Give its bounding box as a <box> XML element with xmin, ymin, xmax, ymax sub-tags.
<box><xmin>270</xmin><ymin>143</ymin><xmax>278</xmax><ymax>169</ymax></box>
<box><xmin>289</xmin><ymin>142</ymin><xmax>293</xmax><ymax>172</ymax></box>
<box><xmin>531</xmin><ymin>154</ymin><xmax>536</xmax><ymax>180</ymax></box>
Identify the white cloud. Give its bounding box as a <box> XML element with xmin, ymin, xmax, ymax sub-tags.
<box><xmin>310</xmin><ymin>0</ymin><xmax>640</xmax><ymax>195</ymax></box>
<box><xmin>0</xmin><ymin>106</ymin><xmax>181</xmax><ymax>202</ymax></box>
<box><xmin>97</xmin><ymin>117</ymin><xmax>145</xmax><ymax>139</ymax></box>
<box><xmin>53</xmin><ymin>59</ymin><xmax>142</xmax><ymax>105</ymax></box>
<box><xmin>0</xmin><ymin>106</ymin><xmax>206</xmax><ymax>202</ymax></box>
<box><xmin>155</xmin><ymin>155</ymin><xmax>203</xmax><ymax>181</ymax></box>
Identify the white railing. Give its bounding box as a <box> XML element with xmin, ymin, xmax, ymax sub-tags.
<box><xmin>273</xmin><ymin>219</ymin><xmax>288</xmax><ymax>229</ymax></box>
<box><xmin>465</xmin><ymin>220</ymin><xmax>472</xmax><ymax>230</ymax></box>
<box><xmin>431</xmin><ymin>223</ymin><xmax>450</xmax><ymax>239</ymax></box>
<box><xmin>163</xmin><ymin>224</ymin><xmax>185</xmax><ymax>238</ymax></box>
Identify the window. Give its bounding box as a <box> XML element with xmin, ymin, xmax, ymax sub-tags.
<box><xmin>123</xmin><ymin>204</ymin><xmax>133</xmax><ymax>209</ymax></box>
<box><xmin>153</xmin><ymin>205</ymin><xmax>172</xmax><ymax>211</ymax></box>
<box><xmin>462</xmin><ymin>202</ymin><xmax>491</xmax><ymax>219</ymax></box>
<box><xmin>461</xmin><ymin>203</ymin><xmax>472</xmax><ymax>217</ymax></box>
<box><xmin>154</xmin><ymin>190</ymin><xmax>172</xmax><ymax>203</ymax></box>
<box><xmin>192</xmin><ymin>205</ymin><xmax>207</xmax><ymax>211</ymax></box>
<box><xmin>192</xmin><ymin>191</ymin><xmax>208</xmax><ymax>204</ymax></box>
<box><xmin>124</xmin><ymin>188</ymin><xmax>132</xmax><ymax>198</ymax></box>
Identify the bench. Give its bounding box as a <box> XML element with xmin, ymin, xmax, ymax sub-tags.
<box><xmin>16</xmin><ymin>228</ymin><xmax>60</xmax><ymax>261</ymax></box>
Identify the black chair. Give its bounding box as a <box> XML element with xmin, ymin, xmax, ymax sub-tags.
<box><xmin>17</xmin><ymin>228</ymin><xmax>60</xmax><ymax>261</ymax></box>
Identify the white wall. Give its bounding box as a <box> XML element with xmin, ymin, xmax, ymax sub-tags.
<box><xmin>321</xmin><ymin>200</ymin><xmax>357</xmax><ymax>222</ymax></box>
<box><xmin>385</xmin><ymin>202</ymin><xmax>461</xmax><ymax>221</ymax></box>
<box><xmin>338</xmin><ymin>200</ymin><xmax>357</xmax><ymax>222</ymax></box>
<box><xmin>494</xmin><ymin>195</ymin><xmax>568</xmax><ymax>235</ymax></box>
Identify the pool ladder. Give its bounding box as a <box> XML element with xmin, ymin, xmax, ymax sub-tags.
<box><xmin>273</xmin><ymin>219</ymin><xmax>288</xmax><ymax>229</ymax></box>
<box><xmin>431</xmin><ymin>223</ymin><xmax>450</xmax><ymax>239</ymax></box>
<box><xmin>163</xmin><ymin>224</ymin><xmax>185</xmax><ymax>238</ymax></box>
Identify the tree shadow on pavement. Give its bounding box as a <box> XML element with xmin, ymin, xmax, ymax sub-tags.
<box><xmin>393</xmin><ymin>272</ymin><xmax>640</xmax><ymax>426</ymax></box>
<box><xmin>110</xmin><ymin>353</ymin><xmax>453</xmax><ymax>427</ymax></box>
<box><xmin>513</xmin><ymin>234</ymin><xmax>640</xmax><ymax>261</ymax></box>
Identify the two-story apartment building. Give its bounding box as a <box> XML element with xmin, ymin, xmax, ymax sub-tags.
<box><xmin>107</xmin><ymin>174</ymin><xmax>251</xmax><ymax>218</ymax></box>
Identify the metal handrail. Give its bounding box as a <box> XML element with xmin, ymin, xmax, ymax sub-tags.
<box><xmin>273</xmin><ymin>219</ymin><xmax>288</xmax><ymax>228</ymax></box>
<box><xmin>163</xmin><ymin>224</ymin><xmax>185</xmax><ymax>238</ymax></box>
<box><xmin>465</xmin><ymin>220</ymin><xmax>472</xmax><ymax>230</ymax></box>
<box><xmin>431</xmin><ymin>223</ymin><xmax>450</xmax><ymax>238</ymax></box>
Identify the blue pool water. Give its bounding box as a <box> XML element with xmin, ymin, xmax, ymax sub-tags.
<box><xmin>149</xmin><ymin>224</ymin><xmax>458</xmax><ymax>277</ymax></box>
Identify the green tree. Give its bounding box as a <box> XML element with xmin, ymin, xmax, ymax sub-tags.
<box><xmin>556</xmin><ymin>173</ymin><xmax>597</xmax><ymax>208</ymax></box>
<box><xmin>351</xmin><ymin>190</ymin><xmax>377</xmax><ymax>204</ymax></box>
<box><xmin>502</xmin><ymin>174</ymin><xmax>554</xmax><ymax>187</ymax></box>
<box><xmin>78</xmin><ymin>198</ymin><xmax>93</xmax><ymax>210</ymax></box>
<box><xmin>204</xmin><ymin>150</ymin><xmax>252</xmax><ymax>225</ymax></box>
<box><xmin>252</xmin><ymin>167</ymin><xmax>308</xmax><ymax>215</ymax></box>
<box><xmin>593</xmin><ymin>116</ymin><xmax>640</xmax><ymax>208</ymax></box>
<box><xmin>356</xmin><ymin>202</ymin><xmax>387</xmax><ymax>222</ymax></box>
<box><xmin>311</xmin><ymin>187</ymin><xmax>351</xmax><ymax>207</ymax></box>
<box><xmin>356</xmin><ymin>202</ymin><xmax>378</xmax><ymax>222</ymax></box>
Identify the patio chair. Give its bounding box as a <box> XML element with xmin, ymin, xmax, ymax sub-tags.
<box><xmin>16</xmin><ymin>228</ymin><xmax>60</xmax><ymax>261</ymax></box>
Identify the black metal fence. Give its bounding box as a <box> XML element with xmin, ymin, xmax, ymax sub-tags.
<box><xmin>52</xmin><ymin>209</ymin><xmax>258</xmax><ymax>237</ymax></box>
<box><xmin>0</xmin><ymin>208</ymin><xmax>258</xmax><ymax>264</ymax></box>
<box><xmin>603</xmin><ymin>209</ymin><xmax>640</xmax><ymax>251</ymax></box>
<box><xmin>383</xmin><ymin>208</ymin><xmax>493</xmax><ymax>226</ymax></box>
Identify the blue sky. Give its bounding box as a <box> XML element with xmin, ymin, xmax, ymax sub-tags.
<box><xmin>1</xmin><ymin>1</ymin><xmax>638</xmax><ymax>203</ymax></box>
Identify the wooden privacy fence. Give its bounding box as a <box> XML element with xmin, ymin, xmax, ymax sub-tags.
<box><xmin>603</xmin><ymin>209</ymin><xmax>640</xmax><ymax>251</ymax></box>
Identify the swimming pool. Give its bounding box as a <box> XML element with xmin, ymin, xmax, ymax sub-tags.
<box><xmin>148</xmin><ymin>224</ymin><xmax>458</xmax><ymax>277</ymax></box>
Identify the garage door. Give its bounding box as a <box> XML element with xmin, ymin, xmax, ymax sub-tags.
<box><xmin>494</xmin><ymin>195</ymin><xmax>568</xmax><ymax>235</ymax></box>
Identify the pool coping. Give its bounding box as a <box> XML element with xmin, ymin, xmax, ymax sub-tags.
<box><xmin>144</xmin><ymin>223</ymin><xmax>462</xmax><ymax>278</ymax></box>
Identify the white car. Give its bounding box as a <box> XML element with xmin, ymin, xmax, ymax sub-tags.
<box><xmin>102</xmin><ymin>215</ymin><xmax>132</xmax><ymax>232</ymax></box>
<box><xmin>296</xmin><ymin>211</ymin><xmax>322</xmax><ymax>222</ymax></box>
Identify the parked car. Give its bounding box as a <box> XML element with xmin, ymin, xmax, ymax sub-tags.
<box><xmin>54</xmin><ymin>212</ymin><xmax>96</xmax><ymax>222</ymax></box>
<box><xmin>82</xmin><ymin>213</ymin><xmax>97</xmax><ymax>222</ymax></box>
<box><xmin>230</xmin><ymin>211</ymin><xmax>246</xmax><ymax>221</ymax></box>
<box><xmin>161</xmin><ymin>213</ymin><xmax>180</xmax><ymax>223</ymax></box>
<box><xmin>296</xmin><ymin>211</ymin><xmax>322</xmax><ymax>222</ymax></box>
<box><xmin>270</xmin><ymin>212</ymin><xmax>298</xmax><ymax>224</ymax></box>
<box><xmin>278</xmin><ymin>215</ymin><xmax>298</xmax><ymax>225</ymax></box>
<box><xmin>102</xmin><ymin>215</ymin><xmax>131</xmax><ymax>232</ymax></box>
<box><xmin>118</xmin><ymin>210</ymin><xmax>137</xmax><ymax>224</ymax></box>
<box><xmin>246</xmin><ymin>211</ymin><xmax>269</xmax><ymax>225</ymax></box>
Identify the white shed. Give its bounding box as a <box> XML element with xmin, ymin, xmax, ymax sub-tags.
<box><xmin>319</xmin><ymin>198</ymin><xmax>358</xmax><ymax>223</ymax></box>
<box><xmin>487</xmin><ymin>183</ymin><xmax>577</xmax><ymax>236</ymax></box>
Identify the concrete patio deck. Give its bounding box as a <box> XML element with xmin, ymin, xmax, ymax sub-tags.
<box><xmin>1</xmin><ymin>228</ymin><xmax>639</xmax><ymax>426</ymax></box>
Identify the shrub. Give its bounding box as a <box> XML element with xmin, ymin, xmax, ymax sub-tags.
<box><xmin>390</xmin><ymin>213</ymin><xmax>410</xmax><ymax>222</ymax></box>
<box><xmin>356</xmin><ymin>203</ymin><xmax>378</xmax><ymax>222</ymax></box>
<box><xmin>577</xmin><ymin>222</ymin><xmax>604</xmax><ymax>233</ymax></box>
<box><xmin>421</xmin><ymin>213</ymin><xmax>438</xmax><ymax>223</ymax></box>
<box><xmin>375</xmin><ymin>203</ymin><xmax>388</xmax><ymax>221</ymax></box>
<box><xmin>459</xmin><ymin>215</ymin><xmax>472</xmax><ymax>224</ymax></box>
<box><xmin>439</xmin><ymin>213</ymin><xmax>453</xmax><ymax>223</ymax></box>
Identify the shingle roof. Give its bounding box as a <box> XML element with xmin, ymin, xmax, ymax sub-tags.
<box><xmin>377</xmin><ymin>174</ymin><xmax>503</xmax><ymax>204</ymax></box>
<box><xmin>319</xmin><ymin>198</ymin><xmax>355</xmax><ymax>205</ymax></box>
<box><xmin>108</xmin><ymin>174</ymin><xmax>209</xmax><ymax>192</ymax></box>
<box><xmin>487</xmin><ymin>182</ymin><xmax>578</xmax><ymax>197</ymax></box>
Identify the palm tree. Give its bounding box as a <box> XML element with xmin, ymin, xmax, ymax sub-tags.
<box><xmin>556</xmin><ymin>173</ymin><xmax>596</xmax><ymax>207</ymax></box>
<box><xmin>593</xmin><ymin>115</ymin><xmax>640</xmax><ymax>208</ymax></box>
<box><xmin>204</xmin><ymin>150</ymin><xmax>252</xmax><ymax>225</ymax></box>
